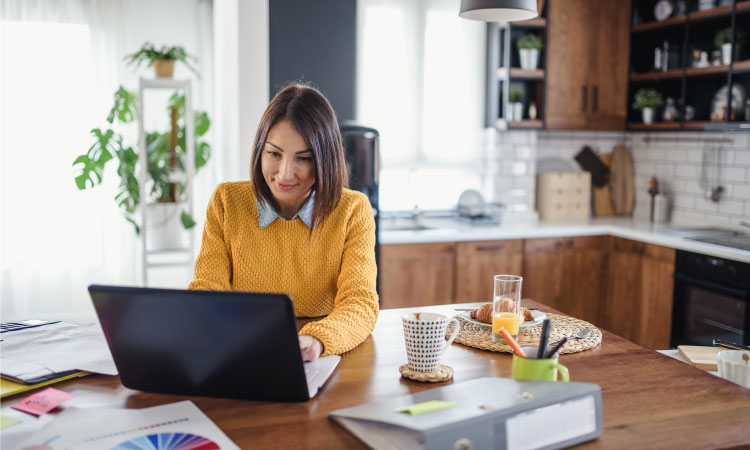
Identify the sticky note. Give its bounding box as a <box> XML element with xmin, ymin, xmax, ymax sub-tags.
<box><xmin>394</xmin><ymin>400</ymin><xmax>458</xmax><ymax>415</ymax></box>
<box><xmin>0</xmin><ymin>415</ymin><xmax>22</xmax><ymax>430</ymax></box>
<box><xmin>11</xmin><ymin>387</ymin><xmax>75</xmax><ymax>416</ymax></box>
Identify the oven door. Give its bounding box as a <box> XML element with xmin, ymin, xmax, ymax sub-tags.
<box><xmin>671</xmin><ymin>273</ymin><xmax>749</xmax><ymax>347</ymax></box>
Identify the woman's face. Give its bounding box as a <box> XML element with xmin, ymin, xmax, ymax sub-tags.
<box><xmin>261</xmin><ymin>119</ymin><xmax>316</xmax><ymax>217</ymax></box>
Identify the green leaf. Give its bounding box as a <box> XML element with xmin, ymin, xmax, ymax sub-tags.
<box><xmin>107</xmin><ymin>87</ymin><xmax>138</xmax><ymax>124</ymax></box>
<box><xmin>194</xmin><ymin>111</ymin><xmax>210</xmax><ymax>136</ymax></box>
<box><xmin>181</xmin><ymin>211</ymin><xmax>196</xmax><ymax>229</ymax></box>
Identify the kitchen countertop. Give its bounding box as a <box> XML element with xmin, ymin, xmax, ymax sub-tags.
<box><xmin>380</xmin><ymin>217</ymin><xmax>750</xmax><ymax>263</ymax></box>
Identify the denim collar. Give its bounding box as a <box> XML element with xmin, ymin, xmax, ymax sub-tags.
<box><xmin>257</xmin><ymin>191</ymin><xmax>315</xmax><ymax>229</ymax></box>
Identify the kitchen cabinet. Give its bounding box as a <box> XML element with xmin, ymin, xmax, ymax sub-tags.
<box><xmin>603</xmin><ymin>237</ymin><xmax>676</xmax><ymax>349</ymax></box>
<box><xmin>379</xmin><ymin>243</ymin><xmax>456</xmax><ymax>309</ymax></box>
<box><xmin>455</xmin><ymin>240</ymin><xmax>524</xmax><ymax>303</ymax></box>
<box><xmin>523</xmin><ymin>236</ymin><xmax>608</xmax><ymax>325</ymax></box>
<box><xmin>545</xmin><ymin>0</ymin><xmax>631</xmax><ymax>130</ymax></box>
<box><xmin>627</xmin><ymin>1</ymin><xmax>750</xmax><ymax>131</ymax></box>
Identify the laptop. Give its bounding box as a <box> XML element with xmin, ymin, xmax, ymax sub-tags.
<box><xmin>88</xmin><ymin>285</ymin><xmax>340</xmax><ymax>402</ymax></box>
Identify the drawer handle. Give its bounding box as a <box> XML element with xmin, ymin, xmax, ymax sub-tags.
<box><xmin>476</xmin><ymin>244</ymin><xmax>506</xmax><ymax>252</ymax></box>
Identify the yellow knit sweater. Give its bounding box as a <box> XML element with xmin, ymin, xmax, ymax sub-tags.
<box><xmin>188</xmin><ymin>182</ymin><xmax>379</xmax><ymax>356</ymax></box>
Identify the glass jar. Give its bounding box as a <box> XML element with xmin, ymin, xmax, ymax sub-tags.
<box><xmin>663</xmin><ymin>97</ymin><xmax>679</xmax><ymax>121</ymax></box>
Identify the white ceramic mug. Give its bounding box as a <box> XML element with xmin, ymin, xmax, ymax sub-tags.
<box><xmin>716</xmin><ymin>350</ymin><xmax>750</xmax><ymax>389</ymax></box>
<box><xmin>402</xmin><ymin>312</ymin><xmax>460</xmax><ymax>372</ymax></box>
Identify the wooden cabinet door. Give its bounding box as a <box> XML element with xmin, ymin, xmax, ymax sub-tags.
<box><xmin>637</xmin><ymin>243</ymin><xmax>675</xmax><ymax>349</ymax></box>
<box><xmin>545</xmin><ymin>0</ymin><xmax>593</xmax><ymax>130</ymax></box>
<box><xmin>455</xmin><ymin>240</ymin><xmax>524</xmax><ymax>303</ymax></box>
<box><xmin>560</xmin><ymin>236</ymin><xmax>608</xmax><ymax>325</ymax></box>
<box><xmin>586</xmin><ymin>0</ymin><xmax>630</xmax><ymax>130</ymax></box>
<box><xmin>379</xmin><ymin>243</ymin><xmax>456</xmax><ymax>309</ymax></box>
<box><xmin>603</xmin><ymin>237</ymin><xmax>675</xmax><ymax>349</ymax></box>
<box><xmin>522</xmin><ymin>238</ymin><xmax>566</xmax><ymax>311</ymax></box>
<box><xmin>605</xmin><ymin>238</ymin><xmax>645</xmax><ymax>342</ymax></box>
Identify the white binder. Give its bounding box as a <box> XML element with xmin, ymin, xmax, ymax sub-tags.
<box><xmin>329</xmin><ymin>377</ymin><xmax>603</xmax><ymax>450</ymax></box>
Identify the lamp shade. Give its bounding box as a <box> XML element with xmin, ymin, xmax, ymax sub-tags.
<box><xmin>459</xmin><ymin>0</ymin><xmax>538</xmax><ymax>23</ymax></box>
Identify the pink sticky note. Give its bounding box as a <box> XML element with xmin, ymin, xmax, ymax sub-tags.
<box><xmin>12</xmin><ymin>388</ymin><xmax>75</xmax><ymax>416</ymax></box>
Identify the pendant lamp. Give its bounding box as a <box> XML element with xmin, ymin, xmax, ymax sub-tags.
<box><xmin>459</xmin><ymin>0</ymin><xmax>538</xmax><ymax>23</ymax></box>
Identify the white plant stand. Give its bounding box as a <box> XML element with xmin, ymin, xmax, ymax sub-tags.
<box><xmin>137</xmin><ymin>78</ymin><xmax>195</xmax><ymax>286</ymax></box>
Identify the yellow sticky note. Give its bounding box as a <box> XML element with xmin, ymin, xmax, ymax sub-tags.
<box><xmin>394</xmin><ymin>400</ymin><xmax>458</xmax><ymax>415</ymax></box>
<box><xmin>0</xmin><ymin>415</ymin><xmax>22</xmax><ymax>430</ymax></box>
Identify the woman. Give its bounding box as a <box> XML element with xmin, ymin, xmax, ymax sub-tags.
<box><xmin>189</xmin><ymin>84</ymin><xmax>379</xmax><ymax>361</ymax></box>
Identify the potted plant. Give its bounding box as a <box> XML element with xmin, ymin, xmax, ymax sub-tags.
<box><xmin>124</xmin><ymin>42</ymin><xmax>199</xmax><ymax>78</ymax></box>
<box><xmin>714</xmin><ymin>28</ymin><xmax>747</xmax><ymax>65</ymax></box>
<box><xmin>73</xmin><ymin>86</ymin><xmax>211</xmax><ymax>249</ymax></box>
<box><xmin>509</xmin><ymin>87</ymin><xmax>524</xmax><ymax>121</ymax></box>
<box><xmin>517</xmin><ymin>33</ymin><xmax>543</xmax><ymax>70</ymax></box>
<box><xmin>632</xmin><ymin>88</ymin><xmax>663</xmax><ymax>124</ymax></box>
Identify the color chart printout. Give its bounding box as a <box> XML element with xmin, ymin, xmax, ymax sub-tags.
<box><xmin>17</xmin><ymin>401</ymin><xmax>239</xmax><ymax>450</ymax></box>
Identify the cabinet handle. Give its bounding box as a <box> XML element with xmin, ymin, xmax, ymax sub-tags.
<box><xmin>555</xmin><ymin>240</ymin><xmax>565</xmax><ymax>250</ymax></box>
<box><xmin>581</xmin><ymin>85</ymin><xmax>588</xmax><ymax>112</ymax></box>
<box><xmin>476</xmin><ymin>244</ymin><xmax>506</xmax><ymax>252</ymax></box>
<box><xmin>567</xmin><ymin>239</ymin><xmax>574</xmax><ymax>248</ymax></box>
<box><xmin>592</xmin><ymin>86</ymin><xmax>598</xmax><ymax>113</ymax></box>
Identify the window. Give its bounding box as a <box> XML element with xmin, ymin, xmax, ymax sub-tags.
<box><xmin>357</xmin><ymin>0</ymin><xmax>486</xmax><ymax>211</ymax></box>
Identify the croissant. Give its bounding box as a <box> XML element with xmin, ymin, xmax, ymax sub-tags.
<box><xmin>470</xmin><ymin>303</ymin><xmax>535</xmax><ymax>324</ymax></box>
<box><xmin>470</xmin><ymin>303</ymin><xmax>493</xmax><ymax>323</ymax></box>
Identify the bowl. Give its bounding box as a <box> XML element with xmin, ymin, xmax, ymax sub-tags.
<box><xmin>716</xmin><ymin>350</ymin><xmax>750</xmax><ymax>389</ymax></box>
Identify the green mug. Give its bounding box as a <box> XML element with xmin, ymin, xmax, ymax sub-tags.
<box><xmin>512</xmin><ymin>346</ymin><xmax>569</xmax><ymax>382</ymax></box>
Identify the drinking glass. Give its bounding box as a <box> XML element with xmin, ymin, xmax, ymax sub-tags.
<box><xmin>492</xmin><ymin>275</ymin><xmax>523</xmax><ymax>343</ymax></box>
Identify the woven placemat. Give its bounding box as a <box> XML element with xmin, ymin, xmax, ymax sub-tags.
<box><xmin>448</xmin><ymin>313</ymin><xmax>601</xmax><ymax>354</ymax></box>
<box><xmin>399</xmin><ymin>364</ymin><xmax>454</xmax><ymax>382</ymax></box>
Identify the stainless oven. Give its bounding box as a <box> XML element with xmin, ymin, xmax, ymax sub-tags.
<box><xmin>671</xmin><ymin>250</ymin><xmax>750</xmax><ymax>347</ymax></box>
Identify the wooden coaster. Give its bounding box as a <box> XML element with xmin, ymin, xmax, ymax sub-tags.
<box><xmin>448</xmin><ymin>313</ymin><xmax>602</xmax><ymax>354</ymax></box>
<box><xmin>399</xmin><ymin>364</ymin><xmax>454</xmax><ymax>382</ymax></box>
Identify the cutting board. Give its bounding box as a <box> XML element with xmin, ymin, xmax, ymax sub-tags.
<box><xmin>678</xmin><ymin>345</ymin><xmax>724</xmax><ymax>371</ymax></box>
<box><xmin>593</xmin><ymin>153</ymin><xmax>615</xmax><ymax>216</ymax></box>
<box><xmin>609</xmin><ymin>145</ymin><xmax>634</xmax><ymax>216</ymax></box>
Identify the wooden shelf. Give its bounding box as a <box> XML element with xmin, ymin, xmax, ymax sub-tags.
<box><xmin>627</xmin><ymin>122</ymin><xmax>681</xmax><ymax>130</ymax></box>
<box><xmin>630</xmin><ymin>68</ymin><xmax>683</xmax><ymax>81</ymax></box>
<box><xmin>509</xmin><ymin>68</ymin><xmax>545</xmax><ymax>79</ymax></box>
<box><xmin>685</xmin><ymin>64</ymin><xmax>730</xmax><ymax>77</ymax></box>
<box><xmin>689</xmin><ymin>1</ymin><xmax>750</xmax><ymax>21</ymax></box>
<box><xmin>509</xmin><ymin>119</ymin><xmax>544</xmax><ymax>129</ymax></box>
<box><xmin>683</xmin><ymin>121</ymin><xmax>712</xmax><ymax>130</ymax></box>
<box><xmin>512</xmin><ymin>17</ymin><xmax>547</xmax><ymax>27</ymax></box>
<box><xmin>733</xmin><ymin>60</ymin><xmax>750</xmax><ymax>73</ymax></box>
<box><xmin>632</xmin><ymin>15</ymin><xmax>685</xmax><ymax>32</ymax></box>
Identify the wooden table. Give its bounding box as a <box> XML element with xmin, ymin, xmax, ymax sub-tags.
<box><xmin>11</xmin><ymin>301</ymin><xmax>750</xmax><ymax>448</ymax></box>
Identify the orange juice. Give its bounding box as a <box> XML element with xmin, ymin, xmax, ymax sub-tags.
<box><xmin>492</xmin><ymin>312</ymin><xmax>520</xmax><ymax>337</ymax></box>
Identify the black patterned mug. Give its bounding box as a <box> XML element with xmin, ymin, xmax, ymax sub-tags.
<box><xmin>402</xmin><ymin>312</ymin><xmax>460</xmax><ymax>372</ymax></box>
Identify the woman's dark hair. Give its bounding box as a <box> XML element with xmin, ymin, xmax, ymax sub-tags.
<box><xmin>251</xmin><ymin>83</ymin><xmax>348</xmax><ymax>231</ymax></box>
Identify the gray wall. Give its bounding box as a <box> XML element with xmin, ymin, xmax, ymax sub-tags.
<box><xmin>269</xmin><ymin>0</ymin><xmax>356</xmax><ymax>121</ymax></box>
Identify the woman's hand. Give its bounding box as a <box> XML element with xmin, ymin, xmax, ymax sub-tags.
<box><xmin>298</xmin><ymin>335</ymin><xmax>323</xmax><ymax>361</ymax></box>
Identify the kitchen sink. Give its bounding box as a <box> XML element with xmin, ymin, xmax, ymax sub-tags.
<box><xmin>382</xmin><ymin>223</ymin><xmax>434</xmax><ymax>231</ymax></box>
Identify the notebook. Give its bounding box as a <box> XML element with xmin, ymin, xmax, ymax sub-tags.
<box><xmin>88</xmin><ymin>285</ymin><xmax>339</xmax><ymax>402</ymax></box>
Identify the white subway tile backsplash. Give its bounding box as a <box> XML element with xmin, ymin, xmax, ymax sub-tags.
<box><xmin>734</xmin><ymin>150</ymin><xmax>750</xmax><ymax>165</ymax></box>
<box><xmin>722</xmin><ymin>167</ymin><xmax>747</xmax><ymax>182</ymax></box>
<box><xmin>718</xmin><ymin>200</ymin><xmax>745</xmax><ymax>216</ymax></box>
<box><xmin>674</xmin><ymin>164</ymin><xmax>701</xmax><ymax>179</ymax></box>
<box><xmin>731</xmin><ymin>183</ymin><xmax>750</xmax><ymax>200</ymax></box>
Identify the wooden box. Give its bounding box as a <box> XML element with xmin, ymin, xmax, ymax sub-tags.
<box><xmin>536</xmin><ymin>172</ymin><xmax>591</xmax><ymax>222</ymax></box>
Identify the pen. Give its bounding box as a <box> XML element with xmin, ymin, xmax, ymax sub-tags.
<box><xmin>537</xmin><ymin>319</ymin><xmax>551</xmax><ymax>359</ymax></box>
<box><xmin>713</xmin><ymin>339</ymin><xmax>750</xmax><ymax>351</ymax></box>
<box><xmin>545</xmin><ymin>337</ymin><xmax>568</xmax><ymax>359</ymax></box>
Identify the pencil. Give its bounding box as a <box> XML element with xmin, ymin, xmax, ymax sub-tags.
<box><xmin>498</xmin><ymin>327</ymin><xmax>526</xmax><ymax>358</ymax></box>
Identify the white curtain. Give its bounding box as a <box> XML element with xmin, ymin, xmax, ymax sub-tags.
<box><xmin>357</xmin><ymin>0</ymin><xmax>486</xmax><ymax>211</ymax></box>
<box><xmin>0</xmin><ymin>0</ymin><xmax>215</xmax><ymax>321</ymax></box>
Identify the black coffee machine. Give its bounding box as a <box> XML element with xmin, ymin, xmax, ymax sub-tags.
<box><xmin>339</xmin><ymin>122</ymin><xmax>380</xmax><ymax>293</ymax></box>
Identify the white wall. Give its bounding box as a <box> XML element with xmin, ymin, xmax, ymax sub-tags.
<box><xmin>213</xmin><ymin>0</ymin><xmax>269</xmax><ymax>183</ymax></box>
